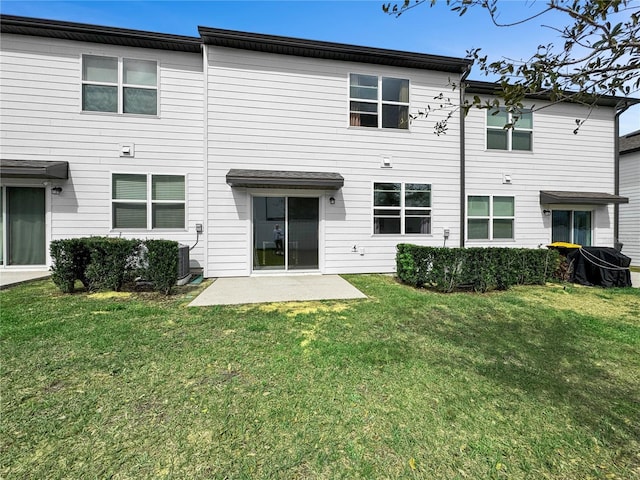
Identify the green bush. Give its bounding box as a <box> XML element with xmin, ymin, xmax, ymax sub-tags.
<box><xmin>50</xmin><ymin>238</ymin><xmax>92</xmax><ymax>293</ymax></box>
<box><xmin>85</xmin><ymin>237</ymin><xmax>142</xmax><ymax>292</ymax></box>
<box><xmin>144</xmin><ymin>240</ymin><xmax>179</xmax><ymax>295</ymax></box>
<box><xmin>396</xmin><ymin>244</ymin><xmax>560</xmax><ymax>293</ymax></box>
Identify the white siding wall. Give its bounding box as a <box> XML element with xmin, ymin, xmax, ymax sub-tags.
<box><xmin>0</xmin><ymin>34</ymin><xmax>205</xmax><ymax>268</ymax></box>
<box><xmin>464</xmin><ymin>96</ymin><xmax>617</xmax><ymax>248</ymax></box>
<box><xmin>619</xmin><ymin>151</ymin><xmax>640</xmax><ymax>265</ymax></box>
<box><xmin>206</xmin><ymin>47</ymin><xmax>464</xmax><ymax>276</ymax></box>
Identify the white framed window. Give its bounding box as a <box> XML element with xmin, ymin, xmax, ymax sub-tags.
<box><xmin>373</xmin><ymin>182</ymin><xmax>431</xmax><ymax>234</ymax></box>
<box><xmin>467</xmin><ymin>195</ymin><xmax>514</xmax><ymax>240</ymax></box>
<box><xmin>82</xmin><ymin>55</ymin><xmax>158</xmax><ymax>115</ymax></box>
<box><xmin>112</xmin><ymin>174</ymin><xmax>185</xmax><ymax>230</ymax></box>
<box><xmin>486</xmin><ymin>108</ymin><xmax>532</xmax><ymax>151</ymax></box>
<box><xmin>350</xmin><ymin>74</ymin><xmax>409</xmax><ymax>129</ymax></box>
<box><xmin>552</xmin><ymin>210</ymin><xmax>592</xmax><ymax>245</ymax></box>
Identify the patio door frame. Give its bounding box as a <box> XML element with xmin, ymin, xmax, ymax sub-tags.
<box><xmin>249</xmin><ymin>189</ymin><xmax>325</xmax><ymax>274</ymax></box>
<box><xmin>0</xmin><ymin>183</ymin><xmax>51</xmax><ymax>270</ymax></box>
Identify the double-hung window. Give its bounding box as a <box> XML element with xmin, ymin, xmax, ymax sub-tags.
<box><xmin>112</xmin><ymin>174</ymin><xmax>185</xmax><ymax>230</ymax></box>
<box><xmin>350</xmin><ymin>74</ymin><xmax>409</xmax><ymax>129</ymax></box>
<box><xmin>467</xmin><ymin>195</ymin><xmax>514</xmax><ymax>240</ymax></box>
<box><xmin>82</xmin><ymin>55</ymin><xmax>158</xmax><ymax>115</ymax></box>
<box><xmin>552</xmin><ymin>210</ymin><xmax>592</xmax><ymax>245</ymax></box>
<box><xmin>486</xmin><ymin>108</ymin><xmax>532</xmax><ymax>151</ymax></box>
<box><xmin>373</xmin><ymin>183</ymin><xmax>431</xmax><ymax>234</ymax></box>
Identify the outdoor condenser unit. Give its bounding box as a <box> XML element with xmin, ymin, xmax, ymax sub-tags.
<box><xmin>177</xmin><ymin>244</ymin><xmax>191</xmax><ymax>285</ymax></box>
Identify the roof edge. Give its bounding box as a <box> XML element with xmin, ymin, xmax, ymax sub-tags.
<box><xmin>466</xmin><ymin>79</ymin><xmax>640</xmax><ymax>109</ymax></box>
<box><xmin>0</xmin><ymin>14</ymin><xmax>202</xmax><ymax>52</ymax></box>
<box><xmin>199</xmin><ymin>26</ymin><xmax>472</xmax><ymax>73</ymax></box>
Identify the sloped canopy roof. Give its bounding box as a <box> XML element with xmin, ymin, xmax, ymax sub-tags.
<box><xmin>1</xmin><ymin>159</ymin><xmax>69</xmax><ymax>179</ymax></box>
<box><xmin>540</xmin><ymin>190</ymin><xmax>628</xmax><ymax>205</ymax></box>
<box><xmin>226</xmin><ymin>169</ymin><xmax>344</xmax><ymax>190</ymax></box>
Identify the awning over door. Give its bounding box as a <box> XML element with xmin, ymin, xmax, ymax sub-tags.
<box><xmin>226</xmin><ymin>169</ymin><xmax>344</xmax><ymax>190</ymax></box>
<box><xmin>1</xmin><ymin>159</ymin><xmax>69</xmax><ymax>179</ymax></box>
<box><xmin>540</xmin><ymin>190</ymin><xmax>628</xmax><ymax>205</ymax></box>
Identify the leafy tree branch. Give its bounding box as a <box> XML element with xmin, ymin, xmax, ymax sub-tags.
<box><xmin>383</xmin><ymin>0</ymin><xmax>640</xmax><ymax>132</ymax></box>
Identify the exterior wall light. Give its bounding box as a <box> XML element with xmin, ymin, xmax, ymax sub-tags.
<box><xmin>52</xmin><ymin>186</ymin><xmax>63</xmax><ymax>195</ymax></box>
<box><xmin>329</xmin><ymin>196</ymin><xmax>336</xmax><ymax>205</ymax></box>
<box><xmin>543</xmin><ymin>209</ymin><xmax>551</xmax><ymax>216</ymax></box>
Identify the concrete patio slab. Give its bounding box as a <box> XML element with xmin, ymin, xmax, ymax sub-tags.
<box><xmin>189</xmin><ymin>274</ymin><xmax>367</xmax><ymax>306</ymax></box>
<box><xmin>0</xmin><ymin>271</ymin><xmax>51</xmax><ymax>289</ymax></box>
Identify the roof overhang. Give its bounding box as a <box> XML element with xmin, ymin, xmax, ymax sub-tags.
<box><xmin>0</xmin><ymin>15</ymin><xmax>202</xmax><ymax>53</ymax></box>
<box><xmin>466</xmin><ymin>80</ymin><xmax>640</xmax><ymax>108</ymax></box>
<box><xmin>540</xmin><ymin>190</ymin><xmax>628</xmax><ymax>205</ymax></box>
<box><xmin>226</xmin><ymin>169</ymin><xmax>344</xmax><ymax>190</ymax></box>
<box><xmin>1</xmin><ymin>159</ymin><xmax>69</xmax><ymax>179</ymax></box>
<box><xmin>199</xmin><ymin>27</ymin><xmax>472</xmax><ymax>73</ymax></box>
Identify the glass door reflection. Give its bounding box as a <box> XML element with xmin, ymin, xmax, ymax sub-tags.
<box><xmin>252</xmin><ymin>196</ymin><xmax>319</xmax><ymax>271</ymax></box>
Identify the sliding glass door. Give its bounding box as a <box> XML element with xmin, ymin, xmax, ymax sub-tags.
<box><xmin>2</xmin><ymin>187</ymin><xmax>46</xmax><ymax>265</ymax></box>
<box><xmin>252</xmin><ymin>196</ymin><xmax>319</xmax><ymax>271</ymax></box>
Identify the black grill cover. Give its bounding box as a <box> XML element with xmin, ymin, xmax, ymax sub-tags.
<box><xmin>567</xmin><ymin>247</ymin><xmax>632</xmax><ymax>288</ymax></box>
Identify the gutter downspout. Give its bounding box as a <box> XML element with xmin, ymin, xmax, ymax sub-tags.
<box><xmin>202</xmin><ymin>43</ymin><xmax>209</xmax><ymax>278</ymax></box>
<box><xmin>614</xmin><ymin>101</ymin><xmax>631</xmax><ymax>248</ymax></box>
<box><xmin>459</xmin><ymin>65</ymin><xmax>472</xmax><ymax>248</ymax></box>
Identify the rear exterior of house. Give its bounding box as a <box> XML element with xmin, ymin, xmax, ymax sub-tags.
<box><xmin>0</xmin><ymin>17</ymin><xmax>205</xmax><ymax>271</ymax></box>
<box><xmin>1</xmin><ymin>15</ymin><xmax>634</xmax><ymax>277</ymax></box>
<box><xmin>200</xmin><ymin>28</ymin><xmax>471</xmax><ymax>277</ymax></box>
<box><xmin>464</xmin><ymin>81</ymin><xmax>631</xmax><ymax>252</ymax></box>
<box><xmin>619</xmin><ymin>130</ymin><xmax>640</xmax><ymax>265</ymax></box>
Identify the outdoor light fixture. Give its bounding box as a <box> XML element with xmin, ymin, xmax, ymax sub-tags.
<box><xmin>329</xmin><ymin>196</ymin><xmax>336</xmax><ymax>205</ymax></box>
<box><xmin>543</xmin><ymin>209</ymin><xmax>551</xmax><ymax>216</ymax></box>
<box><xmin>51</xmin><ymin>186</ymin><xmax>63</xmax><ymax>195</ymax></box>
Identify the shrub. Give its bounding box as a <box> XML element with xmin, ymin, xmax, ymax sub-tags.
<box><xmin>50</xmin><ymin>238</ymin><xmax>92</xmax><ymax>293</ymax></box>
<box><xmin>396</xmin><ymin>244</ymin><xmax>560</xmax><ymax>293</ymax></box>
<box><xmin>85</xmin><ymin>237</ymin><xmax>142</xmax><ymax>291</ymax></box>
<box><xmin>144</xmin><ymin>240</ymin><xmax>179</xmax><ymax>295</ymax></box>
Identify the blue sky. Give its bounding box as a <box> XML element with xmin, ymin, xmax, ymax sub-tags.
<box><xmin>1</xmin><ymin>0</ymin><xmax>638</xmax><ymax>134</ymax></box>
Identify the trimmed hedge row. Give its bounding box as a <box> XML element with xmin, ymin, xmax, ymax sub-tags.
<box><xmin>50</xmin><ymin>237</ymin><xmax>180</xmax><ymax>295</ymax></box>
<box><xmin>396</xmin><ymin>244</ymin><xmax>561</xmax><ymax>293</ymax></box>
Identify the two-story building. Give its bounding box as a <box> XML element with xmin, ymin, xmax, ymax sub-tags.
<box><xmin>1</xmin><ymin>15</ymin><xmax>636</xmax><ymax>276</ymax></box>
<box><xmin>619</xmin><ymin>130</ymin><xmax>640</xmax><ymax>265</ymax></box>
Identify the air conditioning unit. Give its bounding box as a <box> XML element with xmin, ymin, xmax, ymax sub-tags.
<box><xmin>177</xmin><ymin>243</ymin><xmax>191</xmax><ymax>285</ymax></box>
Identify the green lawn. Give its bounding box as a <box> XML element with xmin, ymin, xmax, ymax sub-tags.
<box><xmin>2</xmin><ymin>276</ymin><xmax>639</xmax><ymax>479</ymax></box>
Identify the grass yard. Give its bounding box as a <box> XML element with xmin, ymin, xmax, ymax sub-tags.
<box><xmin>1</xmin><ymin>276</ymin><xmax>639</xmax><ymax>479</ymax></box>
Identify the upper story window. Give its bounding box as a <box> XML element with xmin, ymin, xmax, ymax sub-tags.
<box><xmin>373</xmin><ymin>182</ymin><xmax>431</xmax><ymax>234</ymax></box>
<box><xmin>467</xmin><ymin>195</ymin><xmax>514</xmax><ymax>240</ymax></box>
<box><xmin>112</xmin><ymin>173</ymin><xmax>185</xmax><ymax>230</ymax></box>
<box><xmin>82</xmin><ymin>55</ymin><xmax>158</xmax><ymax>115</ymax></box>
<box><xmin>350</xmin><ymin>74</ymin><xmax>409</xmax><ymax>129</ymax></box>
<box><xmin>486</xmin><ymin>108</ymin><xmax>532</xmax><ymax>151</ymax></box>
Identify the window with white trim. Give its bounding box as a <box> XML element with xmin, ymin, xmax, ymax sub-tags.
<box><xmin>112</xmin><ymin>174</ymin><xmax>185</xmax><ymax>229</ymax></box>
<box><xmin>552</xmin><ymin>210</ymin><xmax>592</xmax><ymax>245</ymax></box>
<box><xmin>486</xmin><ymin>108</ymin><xmax>532</xmax><ymax>151</ymax></box>
<box><xmin>467</xmin><ymin>195</ymin><xmax>514</xmax><ymax>240</ymax></box>
<box><xmin>373</xmin><ymin>183</ymin><xmax>431</xmax><ymax>234</ymax></box>
<box><xmin>350</xmin><ymin>74</ymin><xmax>409</xmax><ymax>129</ymax></box>
<box><xmin>82</xmin><ymin>55</ymin><xmax>158</xmax><ymax>115</ymax></box>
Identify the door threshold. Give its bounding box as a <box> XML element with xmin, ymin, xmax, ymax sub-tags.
<box><xmin>250</xmin><ymin>271</ymin><xmax>322</xmax><ymax>277</ymax></box>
